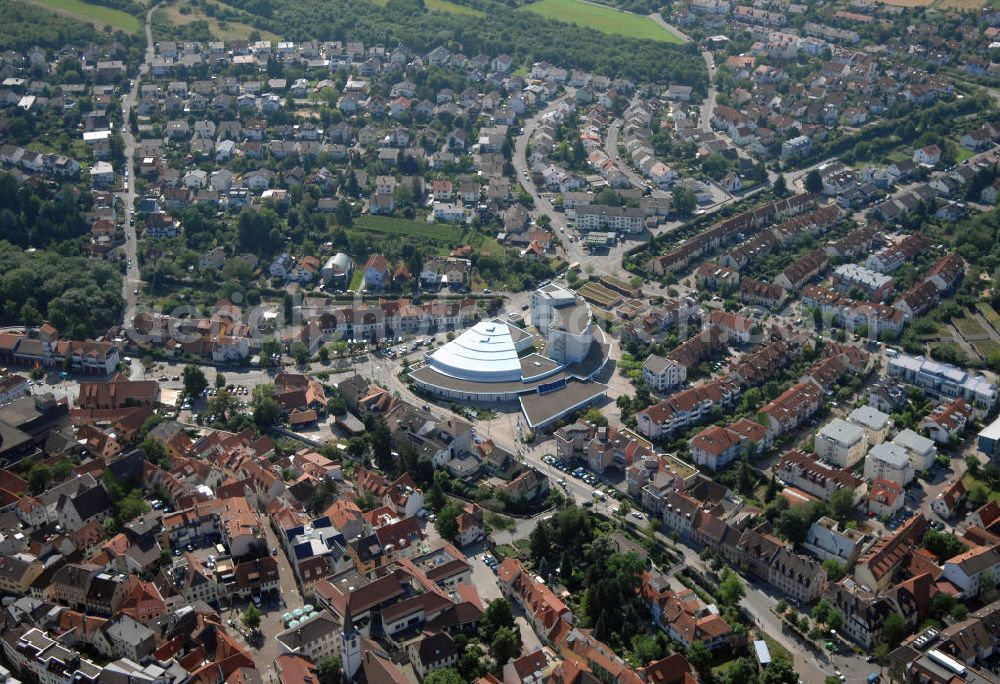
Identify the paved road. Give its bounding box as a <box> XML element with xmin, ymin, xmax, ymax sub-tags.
<box><xmin>605</xmin><ymin>114</ymin><xmax>646</xmax><ymax>189</ymax></box>
<box><xmin>509</xmin><ymin>441</ymin><xmax>869</xmax><ymax>684</ymax></box>
<box><xmin>120</xmin><ymin>4</ymin><xmax>158</xmax><ymax>338</ymax></box>
<box><xmin>645</xmin><ymin>11</ymin><xmax>691</xmax><ymax>43</ymax></box>
<box><xmin>511</xmin><ymin>94</ymin><xmax>635</xmax><ymax>278</ymax></box>
<box><xmin>699</xmin><ymin>51</ymin><xmax>717</xmax><ymax>134</ymax></box>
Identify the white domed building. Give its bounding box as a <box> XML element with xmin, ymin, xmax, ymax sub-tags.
<box><xmin>410</xmin><ymin>283</ymin><xmax>610</xmax><ymax>429</ymax></box>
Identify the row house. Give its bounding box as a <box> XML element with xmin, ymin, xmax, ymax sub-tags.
<box><xmin>776</xmin><ymin>449</ymin><xmax>867</xmax><ymax>502</ymax></box>
<box><xmin>689</xmin><ymin>514</ymin><xmax>828</xmax><ymax>603</ymax></box>
<box><xmin>554</xmin><ymin>422</ymin><xmax>654</xmax><ymax>474</ymax></box>
<box><xmin>642</xmin><ymin>574</ymin><xmax>733</xmax><ymax>651</ymax></box>
<box><xmin>729</xmin><ymin>340</ymin><xmax>791</xmax><ymax>386</ymax></box>
<box><xmin>647</xmin><ymin>193</ymin><xmax>814</xmax><ymax>275</ymax></box>
<box><xmin>774</xmin><ymin>249</ymin><xmax>828</xmax><ymax>291</ymax></box>
<box><xmin>635</xmin><ymin>377</ymin><xmax>741</xmax><ymax>440</ymax></box>
<box><xmin>760</xmin><ymin>379</ymin><xmax>823</xmax><ymax>433</ymax></box>
<box><xmin>920</xmin><ymin>397</ymin><xmax>973</xmax><ymax>444</ymax></box>
<box><xmin>497</xmin><ymin>558</ymin><xmax>573</xmax><ymax>639</ymax></box>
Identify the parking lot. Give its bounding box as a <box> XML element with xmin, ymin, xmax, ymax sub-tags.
<box><xmin>540</xmin><ymin>454</ymin><xmax>627</xmax><ymax>511</ymax></box>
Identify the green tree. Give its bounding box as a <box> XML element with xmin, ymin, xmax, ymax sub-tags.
<box><xmin>822</xmin><ymin>558</ymin><xmax>845</xmax><ymax>582</ymax></box>
<box><xmin>252</xmin><ymin>384</ymin><xmax>281</xmax><ymax>431</ymax></box>
<box><xmin>686</xmin><ymin>640</ymin><xmax>711</xmax><ymax>677</ymax></box>
<box><xmin>140</xmin><ymin>438</ymin><xmax>167</xmax><ymax>465</ymax></box>
<box><xmin>317</xmin><ymin>656</ymin><xmax>342</xmax><ymax>684</ymax></box>
<box><xmin>27</xmin><ymin>463</ymin><xmax>52</xmax><ymax>493</ymax></box>
<box><xmin>435</xmin><ymin>501</ymin><xmax>462</xmax><ymax>541</ymax></box>
<box><xmin>529</xmin><ymin>523</ymin><xmax>551</xmax><ymax>565</ymax></box>
<box><xmin>718</xmin><ymin>568</ymin><xmax>745</xmax><ymax>606</ymax></box>
<box><xmin>774</xmin><ymin>505</ymin><xmax>813</xmax><ymax>544</ymax></box>
<box><xmin>261</xmin><ymin>339</ymin><xmax>283</xmax><ymax>366</ymax></box>
<box><xmin>760</xmin><ymin>655</ymin><xmax>798</xmax><ymax>684</ymax></box>
<box><xmin>826</xmin><ymin>609</ymin><xmax>843</xmax><ymax>632</ymax></box>
<box><xmin>725</xmin><ymin>657</ymin><xmax>759</xmax><ymax>684</ymax></box>
<box><xmin>882</xmin><ymin>612</ymin><xmax>907</xmax><ymax>648</ymax></box>
<box><xmin>629</xmin><ymin>634</ymin><xmax>664</xmax><ymax>666</ymax></box>
<box><xmin>828</xmin><ymin>487</ymin><xmax>855</xmax><ymax>523</ymax></box>
<box><xmin>560</xmin><ymin>550</ymin><xmax>574</xmax><ymax>579</ymax></box>
<box><xmin>182</xmin><ymin>364</ymin><xmax>208</xmax><ymax>397</ymax></box>
<box><xmin>579</xmin><ymin>407</ymin><xmax>608</xmax><ymax>427</ymax></box>
<box><xmin>773</xmin><ymin>174</ymin><xmax>787</xmax><ymax>197</ymax></box>
<box><xmin>114</xmin><ymin>495</ymin><xmax>150</xmax><ymax>529</ymax></box>
<box><xmin>671</xmin><ymin>185</ymin><xmax>696</xmax><ymax>216</ymax></box>
<box><xmin>923</xmin><ymin>529</ymin><xmax>968</xmax><ymax>559</ymax></box>
<box><xmin>481</xmin><ymin>598</ymin><xmax>516</xmax><ymax>643</ymax></box>
<box><xmin>51</xmin><ymin>460</ymin><xmax>74</xmax><ymax>482</ymax></box>
<box><xmin>490</xmin><ymin>626</ymin><xmax>521</xmax><ymax>667</ymax></box>
<box><xmin>424</xmin><ymin>669</ymin><xmax>465</xmax><ymax>684</ymax></box>
<box><xmin>242</xmin><ymin>604</ymin><xmax>261</xmax><ymax>631</ymax></box>
<box><xmin>215</xmin><ymin>373</ymin><xmax>226</xmax><ymax>389</ymax></box>
<box><xmin>291</xmin><ymin>341</ymin><xmax>310</xmax><ymax>365</ymax></box>
<box><xmin>805</xmin><ymin>169</ymin><xmax>823</xmax><ymax>194</ymax></box>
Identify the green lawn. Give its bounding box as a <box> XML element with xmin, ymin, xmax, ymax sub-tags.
<box><xmin>25</xmin><ymin>0</ymin><xmax>139</xmax><ymax>31</ymax></box>
<box><xmin>354</xmin><ymin>215</ymin><xmax>465</xmax><ymax>243</ymax></box>
<box><xmin>519</xmin><ymin>0</ymin><xmax>681</xmax><ymax>43</ymax></box>
<box><xmin>761</xmin><ymin>633</ymin><xmax>792</xmax><ymax>664</ymax></box>
<box><xmin>953</xmin><ymin>314</ymin><xmax>987</xmax><ymax>339</ymax></box>
<box><xmin>348</xmin><ymin>269</ymin><xmax>363</xmax><ymax>291</ymax></box>
<box><xmin>370</xmin><ymin>0</ymin><xmax>482</xmax><ymax>11</ymax></box>
<box><xmin>425</xmin><ymin>0</ymin><xmax>483</xmax><ymax>15</ymax></box>
<box><xmin>973</xmin><ymin>338</ymin><xmax>1000</xmax><ymax>359</ymax></box>
<box><xmin>977</xmin><ymin>302</ymin><xmax>1000</xmax><ymax>331</ymax></box>
<box><xmin>954</xmin><ymin>144</ymin><xmax>975</xmax><ymax>163</ymax></box>
<box><xmin>963</xmin><ymin>473</ymin><xmax>1000</xmax><ymax>503</ymax></box>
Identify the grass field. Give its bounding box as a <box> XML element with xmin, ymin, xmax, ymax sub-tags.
<box><xmin>973</xmin><ymin>338</ymin><xmax>1000</xmax><ymax>358</ymax></box>
<box><xmin>519</xmin><ymin>0</ymin><xmax>682</xmax><ymax>43</ymax></box>
<box><xmin>348</xmin><ymin>269</ymin><xmax>363</xmax><ymax>291</ymax></box>
<box><xmin>963</xmin><ymin>473</ymin><xmax>1000</xmax><ymax>503</ymax></box>
<box><xmin>953</xmin><ymin>314</ymin><xmax>987</xmax><ymax>339</ymax></box>
<box><xmin>354</xmin><ymin>215</ymin><xmax>465</xmax><ymax>243</ymax></box>
<box><xmin>425</xmin><ymin>0</ymin><xmax>483</xmax><ymax>15</ymax></box>
<box><xmin>954</xmin><ymin>145</ymin><xmax>976</xmax><ymax>163</ymax></box>
<box><xmin>977</xmin><ymin>302</ymin><xmax>1000</xmax><ymax>331</ymax></box>
<box><xmin>370</xmin><ymin>0</ymin><xmax>483</xmax><ymax>10</ymax></box>
<box><xmin>23</xmin><ymin>0</ymin><xmax>139</xmax><ymax>31</ymax></box>
<box><xmin>157</xmin><ymin>2</ymin><xmax>277</xmax><ymax>40</ymax></box>
<box><xmin>937</xmin><ymin>0</ymin><xmax>987</xmax><ymax>9</ymax></box>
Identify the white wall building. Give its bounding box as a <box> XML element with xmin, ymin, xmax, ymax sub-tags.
<box><xmin>814</xmin><ymin>418</ymin><xmax>867</xmax><ymax>468</ymax></box>
<box><xmin>864</xmin><ymin>443</ymin><xmax>914</xmax><ymax>486</ymax></box>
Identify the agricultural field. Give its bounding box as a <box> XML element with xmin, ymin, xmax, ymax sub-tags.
<box><xmin>519</xmin><ymin>0</ymin><xmax>682</xmax><ymax>43</ymax></box>
<box><xmin>425</xmin><ymin>0</ymin><xmax>483</xmax><ymax>15</ymax></box>
<box><xmin>353</xmin><ymin>215</ymin><xmax>466</xmax><ymax>243</ymax></box>
<box><xmin>370</xmin><ymin>0</ymin><xmax>483</xmax><ymax>11</ymax></box>
<box><xmin>22</xmin><ymin>0</ymin><xmax>140</xmax><ymax>32</ymax></box>
<box><xmin>156</xmin><ymin>2</ymin><xmax>277</xmax><ymax>40</ymax></box>
<box><xmin>936</xmin><ymin>0</ymin><xmax>989</xmax><ymax>9</ymax></box>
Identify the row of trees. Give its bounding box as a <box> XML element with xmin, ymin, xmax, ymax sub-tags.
<box><xmin>220</xmin><ymin>0</ymin><xmax>708</xmax><ymax>89</ymax></box>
